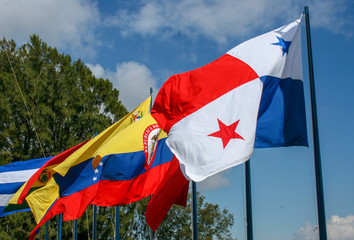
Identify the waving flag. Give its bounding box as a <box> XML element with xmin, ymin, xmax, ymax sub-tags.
<box><xmin>25</xmin><ymin>97</ymin><xmax>151</xmax><ymax>223</ymax></box>
<box><xmin>28</xmin><ymin>113</ymin><xmax>175</xmax><ymax>239</ymax></box>
<box><xmin>28</xmin><ymin>156</ymin><xmax>108</xmax><ymax>240</ymax></box>
<box><xmin>151</xmin><ymin>18</ymin><xmax>307</xmax><ymax>182</ymax></box>
<box><xmin>92</xmin><ymin>113</ymin><xmax>174</xmax><ymax>206</ymax></box>
<box><xmin>10</xmin><ymin>141</ymin><xmax>88</xmax><ymax>206</ymax></box>
<box><xmin>0</xmin><ymin>157</ymin><xmax>51</xmax><ymax>217</ymax></box>
<box><xmin>53</xmin><ymin>96</ymin><xmax>151</xmax><ymax>177</ymax></box>
<box><xmin>145</xmin><ymin>157</ymin><xmax>189</xmax><ymax>231</ymax></box>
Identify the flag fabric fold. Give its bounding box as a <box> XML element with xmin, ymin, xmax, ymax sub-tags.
<box><xmin>26</xmin><ymin>98</ymin><xmax>177</xmax><ymax>239</ymax></box>
<box><xmin>28</xmin><ymin>113</ymin><xmax>175</xmax><ymax>239</ymax></box>
<box><xmin>53</xmin><ymin>96</ymin><xmax>151</xmax><ymax>177</ymax></box>
<box><xmin>10</xmin><ymin>141</ymin><xmax>88</xmax><ymax>206</ymax></box>
<box><xmin>25</xmin><ymin>96</ymin><xmax>151</xmax><ymax>223</ymax></box>
<box><xmin>26</xmin><ymin>155</ymin><xmax>106</xmax><ymax>223</ymax></box>
<box><xmin>0</xmin><ymin>157</ymin><xmax>51</xmax><ymax>217</ymax></box>
<box><xmin>92</xmin><ymin>113</ymin><xmax>175</xmax><ymax>206</ymax></box>
<box><xmin>151</xmin><ymin>18</ymin><xmax>307</xmax><ymax>182</ymax></box>
<box><xmin>145</xmin><ymin>157</ymin><xmax>189</xmax><ymax>231</ymax></box>
<box><xmin>28</xmin><ymin>156</ymin><xmax>108</xmax><ymax>239</ymax></box>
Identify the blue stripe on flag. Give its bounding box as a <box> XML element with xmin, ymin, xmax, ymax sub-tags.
<box><xmin>0</xmin><ymin>157</ymin><xmax>52</xmax><ymax>217</ymax></box>
<box><xmin>0</xmin><ymin>157</ymin><xmax>51</xmax><ymax>173</ymax></box>
<box><xmin>54</xmin><ymin>158</ymin><xmax>99</xmax><ymax>197</ymax></box>
<box><xmin>0</xmin><ymin>182</ymin><xmax>25</xmax><ymax>194</ymax></box>
<box><xmin>100</xmin><ymin>137</ymin><xmax>173</xmax><ymax>181</ymax></box>
<box><xmin>0</xmin><ymin>207</ymin><xmax>31</xmax><ymax>217</ymax></box>
<box><xmin>55</xmin><ymin>138</ymin><xmax>174</xmax><ymax>197</ymax></box>
<box><xmin>255</xmin><ymin>76</ymin><xmax>308</xmax><ymax>148</ymax></box>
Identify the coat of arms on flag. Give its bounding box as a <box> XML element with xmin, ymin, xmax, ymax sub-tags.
<box><xmin>130</xmin><ymin>110</ymin><xmax>144</xmax><ymax>123</ymax></box>
<box><xmin>143</xmin><ymin>123</ymin><xmax>161</xmax><ymax>170</ymax></box>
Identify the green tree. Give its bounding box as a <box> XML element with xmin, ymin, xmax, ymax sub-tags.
<box><xmin>57</xmin><ymin>193</ymin><xmax>235</xmax><ymax>240</ymax></box>
<box><xmin>0</xmin><ymin>36</ymin><xmax>235</xmax><ymax>239</ymax></box>
<box><xmin>155</xmin><ymin>193</ymin><xmax>235</xmax><ymax>240</ymax></box>
<box><xmin>0</xmin><ymin>35</ymin><xmax>127</xmax><ymax>239</ymax></box>
<box><xmin>0</xmin><ymin>35</ymin><xmax>127</xmax><ymax>165</ymax></box>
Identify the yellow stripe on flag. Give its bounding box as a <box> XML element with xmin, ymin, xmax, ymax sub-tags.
<box><xmin>93</xmin><ymin>113</ymin><xmax>167</xmax><ymax>162</ymax></box>
<box><xmin>54</xmin><ymin>96</ymin><xmax>151</xmax><ymax>176</ymax></box>
<box><xmin>9</xmin><ymin>163</ymin><xmax>60</xmax><ymax>205</ymax></box>
<box><xmin>26</xmin><ymin>178</ymin><xmax>60</xmax><ymax>223</ymax></box>
<box><xmin>25</xmin><ymin>97</ymin><xmax>151</xmax><ymax>223</ymax></box>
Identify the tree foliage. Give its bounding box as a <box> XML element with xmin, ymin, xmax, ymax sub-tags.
<box><xmin>0</xmin><ymin>36</ymin><xmax>235</xmax><ymax>239</ymax></box>
<box><xmin>0</xmin><ymin>35</ymin><xmax>127</xmax><ymax>238</ymax></box>
<box><xmin>155</xmin><ymin>193</ymin><xmax>235</xmax><ymax>240</ymax></box>
<box><xmin>0</xmin><ymin>35</ymin><xmax>127</xmax><ymax>164</ymax></box>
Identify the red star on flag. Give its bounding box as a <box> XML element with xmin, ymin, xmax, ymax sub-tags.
<box><xmin>208</xmin><ymin>119</ymin><xmax>244</xmax><ymax>148</ymax></box>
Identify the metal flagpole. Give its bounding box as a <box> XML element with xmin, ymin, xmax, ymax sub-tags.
<box><xmin>303</xmin><ymin>6</ymin><xmax>327</xmax><ymax>240</ymax></box>
<box><xmin>245</xmin><ymin>159</ymin><xmax>253</xmax><ymax>240</ymax></box>
<box><xmin>93</xmin><ymin>205</ymin><xmax>98</xmax><ymax>240</ymax></box>
<box><xmin>192</xmin><ymin>181</ymin><xmax>198</xmax><ymax>240</ymax></box>
<box><xmin>115</xmin><ymin>206</ymin><xmax>120</xmax><ymax>240</ymax></box>
<box><xmin>148</xmin><ymin>87</ymin><xmax>155</xmax><ymax>240</ymax></box>
<box><xmin>58</xmin><ymin>213</ymin><xmax>63</xmax><ymax>240</ymax></box>
<box><xmin>45</xmin><ymin>221</ymin><xmax>49</xmax><ymax>240</ymax></box>
<box><xmin>74</xmin><ymin>219</ymin><xmax>78</xmax><ymax>240</ymax></box>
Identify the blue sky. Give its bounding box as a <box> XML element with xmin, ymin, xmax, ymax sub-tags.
<box><xmin>1</xmin><ymin>0</ymin><xmax>353</xmax><ymax>239</ymax></box>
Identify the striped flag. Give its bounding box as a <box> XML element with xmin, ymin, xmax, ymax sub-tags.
<box><xmin>0</xmin><ymin>157</ymin><xmax>51</xmax><ymax>217</ymax></box>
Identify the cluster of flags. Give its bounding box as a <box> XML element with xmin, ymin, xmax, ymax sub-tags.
<box><xmin>0</xmin><ymin>16</ymin><xmax>308</xmax><ymax>238</ymax></box>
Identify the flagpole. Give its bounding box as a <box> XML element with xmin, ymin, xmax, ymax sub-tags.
<box><xmin>45</xmin><ymin>221</ymin><xmax>49</xmax><ymax>240</ymax></box>
<box><xmin>245</xmin><ymin>159</ymin><xmax>253</xmax><ymax>240</ymax></box>
<box><xmin>93</xmin><ymin>204</ymin><xmax>98</xmax><ymax>240</ymax></box>
<box><xmin>115</xmin><ymin>206</ymin><xmax>119</xmax><ymax>240</ymax></box>
<box><xmin>303</xmin><ymin>6</ymin><xmax>327</xmax><ymax>240</ymax></box>
<box><xmin>192</xmin><ymin>181</ymin><xmax>198</xmax><ymax>240</ymax></box>
<box><xmin>58</xmin><ymin>213</ymin><xmax>62</xmax><ymax>240</ymax></box>
<box><xmin>74</xmin><ymin>219</ymin><xmax>78</xmax><ymax>240</ymax></box>
<box><xmin>148</xmin><ymin>87</ymin><xmax>155</xmax><ymax>240</ymax></box>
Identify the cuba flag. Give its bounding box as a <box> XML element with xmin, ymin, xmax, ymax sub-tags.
<box><xmin>151</xmin><ymin>17</ymin><xmax>307</xmax><ymax>182</ymax></box>
<box><xmin>0</xmin><ymin>157</ymin><xmax>51</xmax><ymax>217</ymax></box>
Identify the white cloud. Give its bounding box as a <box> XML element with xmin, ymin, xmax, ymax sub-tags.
<box><xmin>2</xmin><ymin>0</ymin><xmax>351</xmax><ymax>59</ymax></box>
<box><xmin>308</xmin><ymin>1</ymin><xmax>354</xmax><ymax>36</ymax></box>
<box><xmin>87</xmin><ymin>62</ymin><xmax>158</xmax><ymax>111</ymax></box>
<box><xmin>0</xmin><ymin>0</ymin><xmax>99</xmax><ymax>57</ymax></box>
<box><xmin>289</xmin><ymin>215</ymin><xmax>354</xmax><ymax>240</ymax></box>
<box><xmin>86</xmin><ymin>63</ymin><xmax>105</xmax><ymax>79</ymax></box>
<box><xmin>289</xmin><ymin>222</ymin><xmax>318</xmax><ymax>240</ymax></box>
<box><xmin>198</xmin><ymin>171</ymin><xmax>231</xmax><ymax>191</ymax></box>
<box><xmin>328</xmin><ymin>215</ymin><xmax>354</xmax><ymax>240</ymax></box>
<box><xmin>110</xmin><ymin>0</ymin><xmax>353</xmax><ymax>43</ymax></box>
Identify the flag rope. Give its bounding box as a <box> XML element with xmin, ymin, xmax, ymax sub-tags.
<box><xmin>3</xmin><ymin>48</ymin><xmax>46</xmax><ymax>157</ymax></box>
<box><xmin>3</xmin><ymin>42</ymin><xmax>49</xmax><ymax>239</ymax></box>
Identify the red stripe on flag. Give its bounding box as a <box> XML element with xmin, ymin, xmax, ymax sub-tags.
<box><xmin>151</xmin><ymin>54</ymin><xmax>259</xmax><ymax>132</ymax></box>
<box><xmin>29</xmin><ymin>182</ymin><xmax>98</xmax><ymax>240</ymax></box>
<box><xmin>145</xmin><ymin>157</ymin><xmax>189</xmax><ymax>231</ymax></box>
<box><xmin>92</xmin><ymin>160</ymin><xmax>173</xmax><ymax>206</ymax></box>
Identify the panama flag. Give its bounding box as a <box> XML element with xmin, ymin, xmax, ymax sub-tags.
<box><xmin>151</xmin><ymin>17</ymin><xmax>307</xmax><ymax>182</ymax></box>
